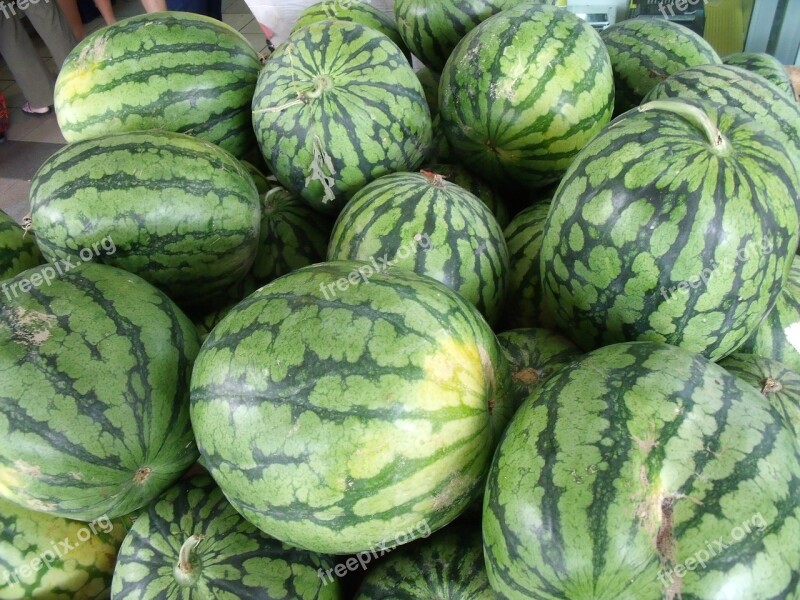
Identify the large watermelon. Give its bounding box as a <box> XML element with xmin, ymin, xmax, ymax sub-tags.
<box><xmin>0</xmin><ymin>263</ymin><xmax>199</xmax><ymax>520</ymax></box>
<box><xmin>252</xmin><ymin>20</ymin><xmax>432</xmax><ymax>215</ymax></box>
<box><xmin>54</xmin><ymin>12</ymin><xmax>261</xmax><ymax>158</ymax></box>
<box><xmin>353</xmin><ymin>526</ymin><xmax>492</xmax><ymax>599</ymax></box>
<box><xmin>600</xmin><ymin>17</ymin><xmax>722</xmax><ymax>114</ymax></box>
<box><xmin>740</xmin><ymin>255</ymin><xmax>800</xmax><ymax>373</ymax></box>
<box><xmin>0</xmin><ymin>498</ymin><xmax>130</xmax><ymax>599</ymax></box>
<box><xmin>439</xmin><ymin>3</ymin><xmax>614</xmax><ymax>189</ymax></box>
<box><xmin>190</xmin><ymin>262</ymin><xmax>513</xmax><ymax>555</ymax></box>
<box><xmin>326</xmin><ymin>171</ymin><xmax>509</xmax><ymax>324</ymax></box>
<box><xmin>483</xmin><ymin>341</ymin><xmax>800</xmax><ymax>599</ymax></box>
<box><xmin>0</xmin><ymin>210</ymin><xmax>42</xmax><ymax>282</ymax></box>
<box><xmin>110</xmin><ymin>476</ymin><xmax>342</xmax><ymax>599</ymax></box>
<box><xmin>723</xmin><ymin>52</ymin><xmax>795</xmax><ymax>99</ymax></box>
<box><xmin>29</xmin><ymin>130</ymin><xmax>261</xmax><ymax>304</ymax></box>
<box><xmin>540</xmin><ymin>98</ymin><xmax>800</xmax><ymax>360</ymax></box>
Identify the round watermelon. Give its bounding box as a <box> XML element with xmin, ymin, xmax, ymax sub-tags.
<box><xmin>190</xmin><ymin>262</ymin><xmax>513</xmax><ymax>555</ymax></box>
<box><xmin>439</xmin><ymin>3</ymin><xmax>614</xmax><ymax>189</ymax></box>
<box><xmin>252</xmin><ymin>20</ymin><xmax>432</xmax><ymax>215</ymax></box>
<box><xmin>540</xmin><ymin>98</ymin><xmax>800</xmax><ymax>360</ymax></box>
<box><xmin>326</xmin><ymin>171</ymin><xmax>509</xmax><ymax>324</ymax></box>
<box><xmin>111</xmin><ymin>476</ymin><xmax>342</xmax><ymax>599</ymax></box>
<box><xmin>0</xmin><ymin>210</ymin><xmax>42</xmax><ymax>282</ymax></box>
<box><xmin>0</xmin><ymin>262</ymin><xmax>199</xmax><ymax>520</ymax></box>
<box><xmin>723</xmin><ymin>52</ymin><xmax>795</xmax><ymax>99</ymax></box>
<box><xmin>422</xmin><ymin>163</ymin><xmax>510</xmax><ymax>228</ymax></box>
<box><xmin>54</xmin><ymin>12</ymin><xmax>261</xmax><ymax>158</ymax></box>
<box><xmin>483</xmin><ymin>341</ymin><xmax>800</xmax><ymax>599</ymax></box>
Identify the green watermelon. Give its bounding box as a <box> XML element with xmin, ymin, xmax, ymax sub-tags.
<box><xmin>720</xmin><ymin>353</ymin><xmax>800</xmax><ymax>442</ymax></box>
<box><xmin>723</xmin><ymin>52</ymin><xmax>795</xmax><ymax>99</ymax></box>
<box><xmin>643</xmin><ymin>64</ymin><xmax>800</xmax><ymax>210</ymax></box>
<box><xmin>29</xmin><ymin>130</ymin><xmax>261</xmax><ymax>304</ymax></box>
<box><xmin>0</xmin><ymin>210</ymin><xmax>42</xmax><ymax>282</ymax></box>
<box><xmin>54</xmin><ymin>12</ymin><xmax>261</xmax><ymax>158</ymax></box>
<box><xmin>600</xmin><ymin>17</ymin><xmax>722</xmax><ymax>114</ymax></box>
<box><xmin>502</xmin><ymin>201</ymin><xmax>553</xmax><ymax>330</ymax></box>
<box><xmin>740</xmin><ymin>255</ymin><xmax>800</xmax><ymax>374</ymax></box>
<box><xmin>190</xmin><ymin>262</ymin><xmax>513</xmax><ymax>555</ymax></box>
<box><xmin>439</xmin><ymin>3</ymin><xmax>614</xmax><ymax>189</ymax></box>
<box><xmin>326</xmin><ymin>171</ymin><xmax>509</xmax><ymax>324</ymax></box>
<box><xmin>353</xmin><ymin>526</ymin><xmax>492</xmax><ymax>599</ymax></box>
<box><xmin>497</xmin><ymin>328</ymin><xmax>581</xmax><ymax>410</ymax></box>
<box><xmin>422</xmin><ymin>163</ymin><xmax>510</xmax><ymax>228</ymax></box>
<box><xmin>393</xmin><ymin>0</ymin><xmax>547</xmax><ymax>73</ymax></box>
<box><xmin>252</xmin><ymin>20</ymin><xmax>432</xmax><ymax>215</ymax></box>
<box><xmin>0</xmin><ymin>498</ymin><xmax>130</xmax><ymax>599</ymax></box>
<box><xmin>0</xmin><ymin>263</ymin><xmax>199</xmax><ymax>520</ymax></box>
<box><xmin>416</xmin><ymin>67</ymin><xmax>441</xmax><ymax>117</ymax></box>
<box><xmin>483</xmin><ymin>341</ymin><xmax>800</xmax><ymax>599</ymax></box>
<box><xmin>292</xmin><ymin>1</ymin><xmax>409</xmax><ymax>60</ymax></box>
<box><xmin>540</xmin><ymin>98</ymin><xmax>800</xmax><ymax>360</ymax></box>
<box><xmin>110</xmin><ymin>476</ymin><xmax>342</xmax><ymax>599</ymax></box>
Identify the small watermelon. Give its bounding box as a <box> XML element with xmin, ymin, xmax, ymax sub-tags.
<box><xmin>724</xmin><ymin>52</ymin><xmax>795</xmax><ymax>98</ymax></box>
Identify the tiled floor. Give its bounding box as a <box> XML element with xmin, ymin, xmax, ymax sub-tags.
<box><xmin>0</xmin><ymin>0</ymin><xmax>268</xmax><ymax>224</ymax></box>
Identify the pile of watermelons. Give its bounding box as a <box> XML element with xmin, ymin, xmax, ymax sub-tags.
<box><xmin>1</xmin><ymin>1</ymin><xmax>799</xmax><ymax>598</ymax></box>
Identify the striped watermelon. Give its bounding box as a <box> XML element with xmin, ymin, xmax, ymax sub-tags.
<box><xmin>422</xmin><ymin>163</ymin><xmax>510</xmax><ymax>228</ymax></box>
<box><xmin>497</xmin><ymin>328</ymin><xmax>581</xmax><ymax>410</ymax></box>
<box><xmin>643</xmin><ymin>64</ymin><xmax>800</xmax><ymax>209</ymax></box>
<box><xmin>54</xmin><ymin>12</ymin><xmax>261</xmax><ymax>158</ymax></box>
<box><xmin>483</xmin><ymin>341</ymin><xmax>800</xmax><ymax>599</ymax></box>
<box><xmin>292</xmin><ymin>1</ymin><xmax>410</xmax><ymax>60</ymax></box>
<box><xmin>540</xmin><ymin>98</ymin><xmax>800</xmax><ymax>360</ymax></box>
<box><xmin>326</xmin><ymin>171</ymin><xmax>509</xmax><ymax>324</ymax></box>
<box><xmin>29</xmin><ymin>130</ymin><xmax>261</xmax><ymax>304</ymax></box>
<box><xmin>439</xmin><ymin>3</ymin><xmax>614</xmax><ymax>189</ymax></box>
<box><xmin>724</xmin><ymin>52</ymin><xmax>795</xmax><ymax>99</ymax></box>
<box><xmin>720</xmin><ymin>353</ymin><xmax>800</xmax><ymax>442</ymax></box>
<box><xmin>0</xmin><ymin>210</ymin><xmax>42</xmax><ymax>282</ymax></box>
<box><xmin>353</xmin><ymin>526</ymin><xmax>492</xmax><ymax>599</ymax></box>
<box><xmin>502</xmin><ymin>201</ymin><xmax>553</xmax><ymax>330</ymax></box>
<box><xmin>252</xmin><ymin>20</ymin><xmax>432</xmax><ymax>215</ymax></box>
<box><xmin>190</xmin><ymin>262</ymin><xmax>513</xmax><ymax>555</ymax></box>
<box><xmin>0</xmin><ymin>263</ymin><xmax>199</xmax><ymax>520</ymax></box>
<box><xmin>600</xmin><ymin>17</ymin><xmax>722</xmax><ymax>114</ymax></box>
<box><xmin>0</xmin><ymin>498</ymin><xmax>130</xmax><ymax>600</ymax></box>
<box><xmin>740</xmin><ymin>255</ymin><xmax>800</xmax><ymax>374</ymax></box>
<box><xmin>393</xmin><ymin>0</ymin><xmax>550</xmax><ymax>73</ymax></box>
<box><xmin>111</xmin><ymin>476</ymin><xmax>341</xmax><ymax>599</ymax></box>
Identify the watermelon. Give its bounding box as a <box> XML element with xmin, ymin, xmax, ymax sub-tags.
<box><xmin>252</xmin><ymin>20</ymin><xmax>432</xmax><ymax>215</ymax></box>
<box><xmin>483</xmin><ymin>341</ymin><xmax>800</xmax><ymax>599</ymax></box>
<box><xmin>723</xmin><ymin>52</ymin><xmax>795</xmax><ymax>99</ymax></box>
<box><xmin>353</xmin><ymin>526</ymin><xmax>492</xmax><ymax>599</ymax></box>
<box><xmin>600</xmin><ymin>17</ymin><xmax>722</xmax><ymax>114</ymax></box>
<box><xmin>422</xmin><ymin>163</ymin><xmax>510</xmax><ymax>228</ymax></box>
<box><xmin>190</xmin><ymin>262</ymin><xmax>513</xmax><ymax>555</ymax></box>
<box><xmin>29</xmin><ymin>130</ymin><xmax>261</xmax><ymax>304</ymax></box>
<box><xmin>643</xmin><ymin>64</ymin><xmax>800</xmax><ymax>212</ymax></box>
<box><xmin>0</xmin><ymin>210</ymin><xmax>42</xmax><ymax>282</ymax></box>
<box><xmin>439</xmin><ymin>3</ymin><xmax>614</xmax><ymax>189</ymax></box>
<box><xmin>54</xmin><ymin>12</ymin><xmax>261</xmax><ymax>158</ymax></box>
<box><xmin>240</xmin><ymin>160</ymin><xmax>274</xmax><ymax>195</ymax></box>
<box><xmin>110</xmin><ymin>476</ymin><xmax>342</xmax><ymax>599</ymax></box>
<box><xmin>540</xmin><ymin>98</ymin><xmax>800</xmax><ymax>360</ymax></box>
<box><xmin>326</xmin><ymin>171</ymin><xmax>509</xmax><ymax>324</ymax></box>
<box><xmin>502</xmin><ymin>201</ymin><xmax>553</xmax><ymax>330</ymax></box>
<box><xmin>292</xmin><ymin>1</ymin><xmax>410</xmax><ymax>60</ymax></box>
<box><xmin>720</xmin><ymin>353</ymin><xmax>800</xmax><ymax>442</ymax></box>
<box><xmin>740</xmin><ymin>255</ymin><xmax>800</xmax><ymax>374</ymax></box>
<box><xmin>393</xmin><ymin>0</ymin><xmax>547</xmax><ymax>73</ymax></box>
<box><xmin>497</xmin><ymin>328</ymin><xmax>581</xmax><ymax>410</ymax></box>
<box><xmin>0</xmin><ymin>498</ymin><xmax>130</xmax><ymax>600</ymax></box>
<box><xmin>0</xmin><ymin>262</ymin><xmax>199</xmax><ymax>520</ymax></box>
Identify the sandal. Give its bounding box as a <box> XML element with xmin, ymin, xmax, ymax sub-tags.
<box><xmin>21</xmin><ymin>102</ymin><xmax>52</xmax><ymax>116</ymax></box>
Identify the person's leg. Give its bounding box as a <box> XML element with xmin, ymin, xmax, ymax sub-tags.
<box><xmin>55</xmin><ymin>0</ymin><xmax>85</xmax><ymax>41</ymax></box>
<box><xmin>93</xmin><ymin>0</ymin><xmax>117</xmax><ymax>25</ymax></box>
<box><xmin>0</xmin><ymin>12</ymin><xmax>57</xmax><ymax>108</ymax></box>
<box><xmin>25</xmin><ymin>0</ymin><xmax>78</xmax><ymax>67</ymax></box>
<box><xmin>140</xmin><ymin>0</ymin><xmax>165</xmax><ymax>11</ymax></box>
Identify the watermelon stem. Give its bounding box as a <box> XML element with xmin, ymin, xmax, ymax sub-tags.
<box><xmin>175</xmin><ymin>533</ymin><xmax>204</xmax><ymax>585</ymax></box>
<box><xmin>638</xmin><ymin>100</ymin><xmax>730</xmax><ymax>154</ymax></box>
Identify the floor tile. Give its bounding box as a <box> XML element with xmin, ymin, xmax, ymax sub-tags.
<box><xmin>242</xmin><ymin>33</ymin><xmax>269</xmax><ymax>54</ymax></box>
<box><xmin>0</xmin><ymin>180</ymin><xmax>32</xmax><ymax>224</ymax></box>
<box><xmin>226</xmin><ymin>0</ymin><xmax>251</xmax><ymax>14</ymax></box>
<box><xmin>4</xmin><ymin>108</ymin><xmax>54</xmax><ymax>142</ymax></box>
<box><xmin>240</xmin><ymin>17</ymin><xmax>262</xmax><ymax>34</ymax></box>
<box><xmin>223</xmin><ymin>13</ymin><xmax>251</xmax><ymax>30</ymax></box>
